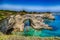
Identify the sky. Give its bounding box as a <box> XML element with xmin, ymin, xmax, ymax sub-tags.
<box><xmin>0</xmin><ymin>0</ymin><xmax>60</xmax><ymax>12</ymax></box>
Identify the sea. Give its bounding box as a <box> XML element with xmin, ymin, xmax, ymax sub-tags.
<box><xmin>23</xmin><ymin>13</ymin><xmax>60</xmax><ymax>37</ymax></box>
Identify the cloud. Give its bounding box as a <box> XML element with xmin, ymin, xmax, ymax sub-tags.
<box><xmin>0</xmin><ymin>4</ymin><xmax>60</xmax><ymax>12</ymax></box>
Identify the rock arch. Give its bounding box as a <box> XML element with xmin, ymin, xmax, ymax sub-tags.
<box><xmin>0</xmin><ymin>14</ymin><xmax>54</xmax><ymax>34</ymax></box>
<box><xmin>13</xmin><ymin>14</ymin><xmax>52</xmax><ymax>32</ymax></box>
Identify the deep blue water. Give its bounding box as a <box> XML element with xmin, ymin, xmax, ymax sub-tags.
<box><xmin>40</xmin><ymin>15</ymin><xmax>60</xmax><ymax>37</ymax></box>
<box><xmin>24</xmin><ymin>15</ymin><xmax>60</xmax><ymax>37</ymax></box>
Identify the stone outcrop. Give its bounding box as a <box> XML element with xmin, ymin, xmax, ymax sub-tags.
<box><xmin>0</xmin><ymin>13</ymin><xmax>55</xmax><ymax>34</ymax></box>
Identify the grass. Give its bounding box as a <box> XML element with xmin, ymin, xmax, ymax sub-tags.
<box><xmin>0</xmin><ymin>35</ymin><xmax>60</xmax><ymax>40</ymax></box>
<box><xmin>0</xmin><ymin>31</ymin><xmax>60</xmax><ymax>40</ymax></box>
<box><xmin>0</xmin><ymin>32</ymin><xmax>59</xmax><ymax>40</ymax></box>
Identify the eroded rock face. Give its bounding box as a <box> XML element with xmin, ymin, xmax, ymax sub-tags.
<box><xmin>11</xmin><ymin>14</ymin><xmax>54</xmax><ymax>31</ymax></box>
<box><xmin>0</xmin><ymin>13</ymin><xmax>54</xmax><ymax>34</ymax></box>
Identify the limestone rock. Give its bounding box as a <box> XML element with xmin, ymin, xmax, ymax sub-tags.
<box><xmin>0</xmin><ymin>13</ymin><xmax>55</xmax><ymax>34</ymax></box>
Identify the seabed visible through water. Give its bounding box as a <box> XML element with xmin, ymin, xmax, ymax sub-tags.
<box><xmin>12</xmin><ymin>15</ymin><xmax>60</xmax><ymax>37</ymax></box>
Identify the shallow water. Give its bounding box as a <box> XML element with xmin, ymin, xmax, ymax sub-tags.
<box><xmin>23</xmin><ymin>15</ymin><xmax>60</xmax><ymax>37</ymax></box>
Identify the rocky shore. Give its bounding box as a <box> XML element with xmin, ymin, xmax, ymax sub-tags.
<box><xmin>0</xmin><ymin>12</ymin><xmax>55</xmax><ymax>34</ymax></box>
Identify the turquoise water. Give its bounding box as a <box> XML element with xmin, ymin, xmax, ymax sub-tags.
<box><xmin>24</xmin><ymin>15</ymin><xmax>60</xmax><ymax>37</ymax></box>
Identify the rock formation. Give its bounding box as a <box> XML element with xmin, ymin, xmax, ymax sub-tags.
<box><xmin>0</xmin><ymin>13</ymin><xmax>55</xmax><ymax>34</ymax></box>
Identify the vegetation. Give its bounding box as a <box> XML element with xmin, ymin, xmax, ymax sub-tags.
<box><xmin>0</xmin><ymin>35</ymin><xmax>60</xmax><ymax>40</ymax></box>
<box><xmin>0</xmin><ymin>10</ymin><xmax>52</xmax><ymax>20</ymax></box>
<box><xmin>0</xmin><ymin>10</ymin><xmax>17</xmax><ymax>21</ymax></box>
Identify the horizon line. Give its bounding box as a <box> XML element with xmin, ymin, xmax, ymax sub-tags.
<box><xmin>0</xmin><ymin>4</ymin><xmax>60</xmax><ymax>12</ymax></box>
